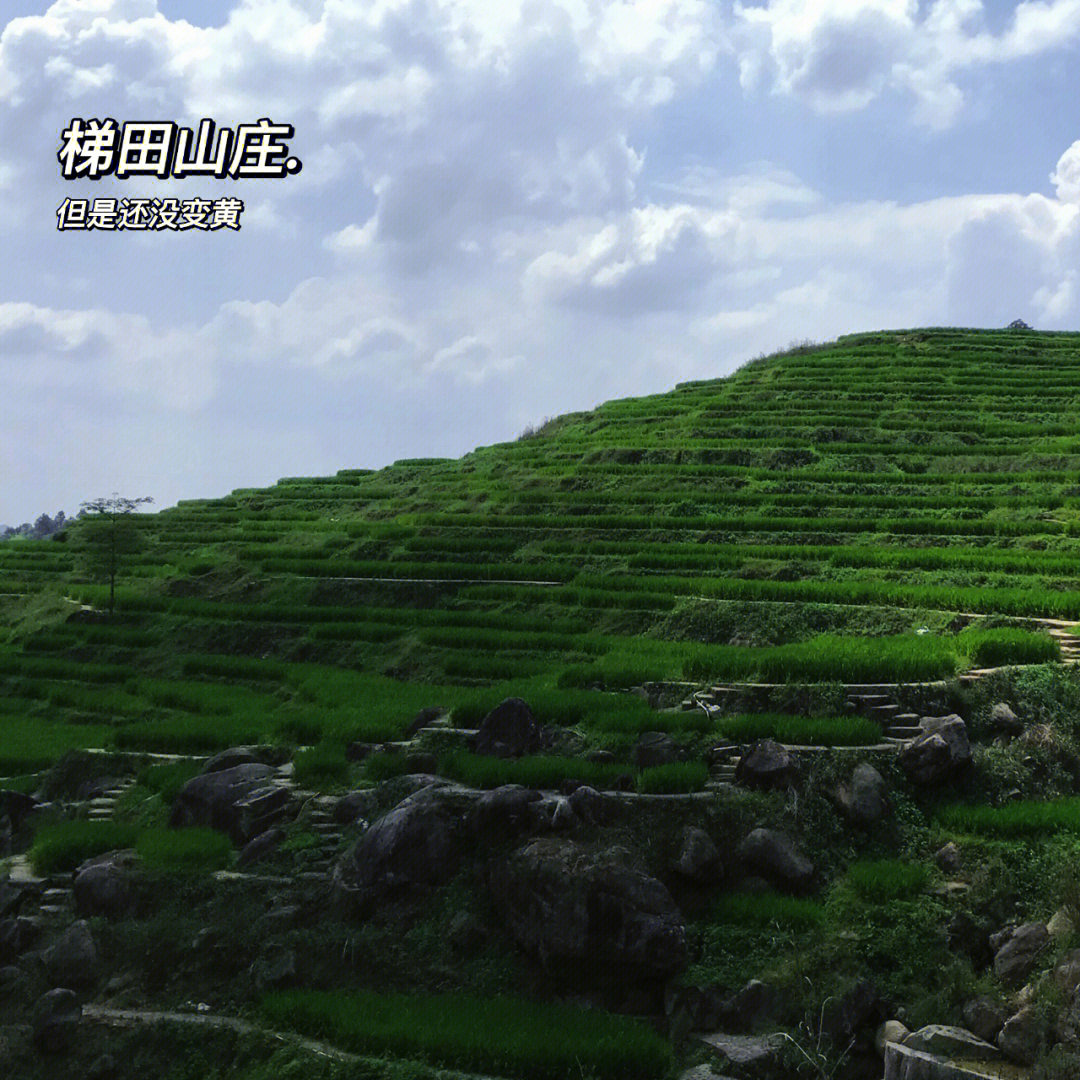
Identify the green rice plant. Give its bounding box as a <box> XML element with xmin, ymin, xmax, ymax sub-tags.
<box><xmin>438</xmin><ymin>751</ymin><xmax>626</xmax><ymax>791</ymax></box>
<box><xmin>709</xmin><ymin>890</ymin><xmax>826</xmax><ymax>929</ymax></box>
<box><xmin>0</xmin><ymin>717</ymin><xmax>112</xmax><ymax>771</ymax></box>
<box><xmin>956</xmin><ymin>627</ymin><xmax>1059</xmax><ymax>668</ymax></box>
<box><xmin>138</xmin><ymin>760</ymin><xmax>203</xmax><ymax>802</ymax></box>
<box><xmin>261</xmin><ymin>989</ymin><xmax>673</xmax><ymax>1080</ymax></box>
<box><xmin>363</xmin><ymin>751</ymin><xmax>417</xmax><ymax>783</ymax></box>
<box><xmin>28</xmin><ymin>820</ymin><xmax>141</xmax><ymax>874</ymax></box>
<box><xmin>716</xmin><ymin>713</ymin><xmax>881</xmax><ymax>746</ymax></box>
<box><xmin>180</xmin><ymin>654</ymin><xmax>287</xmax><ymax>680</ymax></box>
<box><xmin>636</xmin><ymin>761</ymin><xmax>707</xmax><ymax>793</ymax></box>
<box><xmin>292</xmin><ymin>743</ymin><xmax>349</xmax><ymax>789</ymax></box>
<box><xmin>845</xmin><ymin>859</ymin><xmax>930</xmax><ymax>903</ymax></box>
<box><xmin>135</xmin><ymin>827</ymin><xmax>232</xmax><ymax>872</ymax></box>
<box><xmin>113</xmin><ymin>714</ymin><xmax>264</xmax><ymax>753</ymax></box>
<box><xmin>936</xmin><ymin>797</ymin><xmax>1080</xmax><ymax>836</ymax></box>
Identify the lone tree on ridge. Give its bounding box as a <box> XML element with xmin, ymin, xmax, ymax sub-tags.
<box><xmin>76</xmin><ymin>493</ymin><xmax>153</xmax><ymax>615</ymax></box>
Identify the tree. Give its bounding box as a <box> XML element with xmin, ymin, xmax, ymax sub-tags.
<box><xmin>75</xmin><ymin>494</ymin><xmax>153</xmax><ymax>615</ymax></box>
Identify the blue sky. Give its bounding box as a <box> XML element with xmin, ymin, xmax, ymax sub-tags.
<box><xmin>4</xmin><ymin>0</ymin><xmax>1080</xmax><ymax>523</ymax></box>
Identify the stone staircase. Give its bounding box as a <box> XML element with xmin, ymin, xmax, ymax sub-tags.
<box><xmin>845</xmin><ymin>686</ymin><xmax>924</xmax><ymax>744</ymax></box>
<box><xmin>86</xmin><ymin>777</ymin><xmax>137</xmax><ymax>822</ymax></box>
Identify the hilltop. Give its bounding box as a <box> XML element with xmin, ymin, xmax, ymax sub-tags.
<box><xmin>5</xmin><ymin>328</ymin><xmax>1080</xmax><ymax>1078</ymax></box>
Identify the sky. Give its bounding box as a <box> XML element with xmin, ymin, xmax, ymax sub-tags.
<box><xmin>5</xmin><ymin>0</ymin><xmax>1080</xmax><ymax>524</ymax></box>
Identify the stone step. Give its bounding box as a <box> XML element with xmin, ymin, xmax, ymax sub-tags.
<box><xmin>887</xmin><ymin>725</ymin><xmax>924</xmax><ymax>739</ymax></box>
<box><xmin>41</xmin><ymin>888</ymin><xmax>71</xmax><ymax>903</ymax></box>
<box><xmin>894</xmin><ymin>712</ymin><xmax>919</xmax><ymax>723</ymax></box>
<box><xmin>865</xmin><ymin>704</ymin><xmax>900</xmax><ymax>721</ymax></box>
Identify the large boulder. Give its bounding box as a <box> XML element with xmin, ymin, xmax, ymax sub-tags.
<box><xmin>734</xmin><ymin>740</ymin><xmax>796</xmax><ymax>790</ymax></box>
<box><xmin>469</xmin><ymin>785</ymin><xmax>543</xmax><ymax>845</ymax></box>
<box><xmin>989</xmin><ymin>703</ymin><xmax>1023</xmax><ymax>736</ymax></box>
<box><xmin>635</xmin><ymin>732</ymin><xmax>680</xmax><ymax>769</ymax></box>
<box><xmin>903</xmin><ymin>1025</ymin><xmax>999</xmax><ymax>1062</ymax></box>
<box><xmin>333</xmin><ymin>786</ymin><xmax>469</xmax><ymax>911</ymax></box>
<box><xmin>45</xmin><ymin>919</ymin><xmax>99</xmax><ymax>988</ymax></box>
<box><xmin>900</xmin><ymin>716</ymin><xmax>971</xmax><ymax>785</ymax></box>
<box><xmin>470</xmin><ymin>698</ymin><xmax>543</xmax><ymax>758</ymax></box>
<box><xmin>170</xmin><ymin>763</ymin><xmax>290</xmax><ymax>844</ymax></box>
<box><xmin>488</xmin><ymin>838</ymin><xmax>686</xmax><ymax>981</ymax></box>
<box><xmin>673</xmin><ymin>827</ymin><xmax>723</xmax><ymax>884</ymax></box>
<box><xmin>997</xmin><ymin>1007</ymin><xmax>1045</xmax><ymax>1065</ymax></box>
<box><xmin>961</xmin><ymin>998</ymin><xmax>1009</xmax><ymax>1044</ymax></box>
<box><xmin>32</xmin><ymin>988</ymin><xmax>81</xmax><ymax>1053</ymax></box>
<box><xmin>73</xmin><ymin>850</ymin><xmax>137</xmax><ymax>918</ymax></box>
<box><xmin>736</xmin><ymin>828</ymin><xmax>814</xmax><ymax>894</ymax></box>
<box><xmin>993</xmin><ymin>922</ymin><xmax>1049</xmax><ymax>986</ymax></box>
<box><xmin>835</xmin><ymin>763</ymin><xmax>889</xmax><ymax>826</ymax></box>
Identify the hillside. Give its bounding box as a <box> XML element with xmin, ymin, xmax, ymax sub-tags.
<box><xmin>5</xmin><ymin>327</ymin><xmax>1080</xmax><ymax>1078</ymax></box>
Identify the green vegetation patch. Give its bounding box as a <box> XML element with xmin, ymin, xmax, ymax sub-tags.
<box><xmin>709</xmin><ymin>890</ymin><xmax>827</xmax><ymax>929</ymax></box>
<box><xmin>937</xmin><ymin>797</ymin><xmax>1080</xmax><ymax>836</ymax></box>
<box><xmin>261</xmin><ymin>989</ymin><xmax>673</xmax><ymax>1080</ymax></box>
<box><xmin>636</xmin><ymin>761</ymin><xmax>709</xmax><ymax>793</ymax></box>
<box><xmin>135</xmin><ymin>827</ymin><xmax>232</xmax><ymax>872</ymax></box>
<box><xmin>0</xmin><ymin>716</ymin><xmax>111</xmax><ymax>771</ymax></box>
<box><xmin>29</xmin><ymin>820</ymin><xmax>140</xmax><ymax>874</ymax></box>
<box><xmin>716</xmin><ymin>712</ymin><xmax>880</xmax><ymax>746</ymax></box>
<box><xmin>845</xmin><ymin>859</ymin><xmax>930</xmax><ymax>903</ymax></box>
<box><xmin>438</xmin><ymin>751</ymin><xmax>626</xmax><ymax>791</ymax></box>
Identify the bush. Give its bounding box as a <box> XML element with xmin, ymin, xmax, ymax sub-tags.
<box><xmin>292</xmin><ymin>743</ymin><xmax>349</xmax><ymax>789</ymax></box>
<box><xmin>29</xmin><ymin>820</ymin><xmax>140</xmax><ymax>874</ymax></box>
<box><xmin>262</xmin><ymin>989</ymin><xmax>673</xmax><ymax>1080</ymax></box>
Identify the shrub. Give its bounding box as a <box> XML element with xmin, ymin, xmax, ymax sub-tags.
<box><xmin>292</xmin><ymin>743</ymin><xmax>349</xmax><ymax>789</ymax></box>
<box><xmin>363</xmin><ymin>752</ymin><xmax>416</xmax><ymax>783</ymax></box>
<box><xmin>261</xmin><ymin>989</ymin><xmax>673</xmax><ymax>1080</ymax></box>
<box><xmin>139</xmin><ymin>760</ymin><xmax>203</xmax><ymax>802</ymax></box>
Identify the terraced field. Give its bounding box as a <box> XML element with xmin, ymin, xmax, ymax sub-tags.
<box><xmin>2</xmin><ymin>326</ymin><xmax>1080</xmax><ymax>770</ymax></box>
<box><xmin>11</xmin><ymin>327</ymin><xmax>1080</xmax><ymax>1078</ymax></box>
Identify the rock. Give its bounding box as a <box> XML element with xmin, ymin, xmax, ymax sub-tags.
<box><xmin>993</xmin><ymin>922</ymin><xmax>1049</xmax><ymax>986</ymax></box>
<box><xmin>723</xmin><ymin>979</ymin><xmax>784</xmax><ymax>1032</ymax></box>
<box><xmin>904</xmin><ymin>1025</ymin><xmax>999</xmax><ymax>1061</ymax></box>
<box><xmin>73</xmin><ymin>850</ymin><xmax>137</xmax><ymax>918</ymax></box>
<box><xmin>734</xmin><ymin>740</ymin><xmax>797</xmax><ymax>790</ymax></box>
<box><xmin>251</xmin><ymin>945</ymin><xmax>297</xmax><ymax>990</ymax></box>
<box><xmin>900</xmin><ymin>716</ymin><xmax>970</xmax><ymax>785</ymax></box>
<box><xmin>470</xmin><ymin>785</ymin><xmax>543</xmax><ymax>844</ymax></box>
<box><xmin>487</xmin><ymin>838</ymin><xmax>686</xmax><ymax>981</ymax></box>
<box><xmin>0</xmin><ymin>789</ymin><xmax>40</xmax><ymax>832</ymax></box>
<box><xmin>586</xmin><ymin>750</ymin><xmax>616</xmax><ymax>764</ymax></box>
<box><xmin>170</xmin><ymin>763</ymin><xmax>290</xmax><ymax>844</ymax></box>
<box><xmin>876</xmin><ymin>1020</ymin><xmax>909</xmax><ymax>1055</ymax></box>
<box><xmin>1053</xmin><ymin>948</ymin><xmax>1080</xmax><ymax>993</ymax></box>
<box><xmin>674</xmin><ymin>827</ymin><xmax>723</xmax><ymax>884</ymax></box>
<box><xmin>333</xmin><ymin>786</ymin><xmax>468</xmax><ymax>911</ymax></box>
<box><xmin>821</xmin><ymin>978</ymin><xmax>881</xmax><ymax>1047</ymax></box>
<box><xmin>45</xmin><ymin>919</ymin><xmax>99</xmax><ymax>988</ymax></box>
<box><xmin>202</xmin><ymin>746</ymin><xmax>261</xmax><ymax>773</ymax></box>
<box><xmin>948</xmin><ymin>912</ymin><xmax>993</xmax><ymax>968</ymax></box>
<box><xmin>0</xmin><ymin>964</ymin><xmax>27</xmax><ymax>996</ymax></box>
<box><xmin>31</xmin><ymin>988</ymin><xmax>81</xmax><ymax>1053</ymax></box>
<box><xmin>471</xmin><ymin>698</ymin><xmax>543</xmax><ymax>758</ymax></box>
<box><xmin>568</xmin><ymin>785</ymin><xmax>607</xmax><ymax>826</ymax></box>
<box><xmin>698</xmin><ymin>1032</ymin><xmax>785</xmax><ymax>1075</ymax></box>
<box><xmin>403</xmin><ymin>706</ymin><xmax>443</xmax><ymax>738</ymax></box>
<box><xmin>989</xmin><ymin>703</ymin><xmax>1023</xmax><ymax>735</ymax></box>
<box><xmin>997</xmin><ymin>1006</ymin><xmax>1044</xmax><ymax>1065</ymax></box>
<box><xmin>736</xmin><ymin>828</ymin><xmax>814</xmax><ymax>894</ymax></box>
<box><xmin>961</xmin><ymin>998</ymin><xmax>1009</xmax><ymax>1044</ymax></box>
<box><xmin>237</xmin><ymin>827</ymin><xmax>285</xmax><ymax>867</ymax></box>
<box><xmin>835</xmin><ymin>763</ymin><xmax>889</xmax><ymax>825</ymax></box>
<box><xmin>1049</xmin><ymin>908</ymin><xmax>1076</xmax><ymax>941</ymax></box>
<box><xmin>635</xmin><ymin>732</ymin><xmax>680</xmax><ymax>769</ymax></box>
<box><xmin>333</xmin><ymin>789</ymin><xmax>378</xmax><ymax>824</ymax></box>
<box><xmin>884</xmin><ymin>1040</ymin><xmax>995</xmax><ymax>1079</ymax></box>
<box><xmin>0</xmin><ymin>916</ymin><xmax>39</xmax><ymax>961</ymax></box>
<box><xmin>87</xmin><ymin>1053</ymin><xmax>118</xmax><ymax>1080</ymax></box>
<box><xmin>934</xmin><ymin>843</ymin><xmax>962</xmax><ymax>875</ymax></box>
<box><xmin>549</xmin><ymin>797</ymin><xmax>577</xmax><ymax>831</ymax></box>
<box><xmin>344</xmin><ymin>741</ymin><xmax>376</xmax><ymax>762</ymax></box>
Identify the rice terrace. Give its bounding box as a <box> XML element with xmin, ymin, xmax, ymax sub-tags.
<box><xmin>13</xmin><ymin>326</ymin><xmax>1080</xmax><ymax>1078</ymax></box>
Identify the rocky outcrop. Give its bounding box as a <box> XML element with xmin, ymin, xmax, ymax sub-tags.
<box><xmin>73</xmin><ymin>850</ymin><xmax>137</xmax><ymax>918</ymax></box>
<box><xmin>734</xmin><ymin>740</ymin><xmax>797</xmax><ymax>790</ymax></box>
<box><xmin>333</xmin><ymin>786</ymin><xmax>470</xmax><ymax>911</ymax></box>
<box><xmin>672</xmin><ymin>827</ymin><xmax>723</xmax><ymax>884</ymax></box>
<box><xmin>834</xmin><ymin>763</ymin><xmax>889</xmax><ymax>825</ymax></box>
<box><xmin>736</xmin><ymin>828</ymin><xmax>814</xmax><ymax>894</ymax></box>
<box><xmin>32</xmin><ymin>988</ymin><xmax>81</xmax><ymax>1053</ymax></box>
<box><xmin>900</xmin><ymin>716</ymin><xmax>971</xmax><ymax>785</ymax></box>
<box><xmin>170</xmin><ymin>763</ymin><xmax>291</xmax><ymax>844</ymax></box>
<box><xmin>488</xmin><ymin>838</ymin><xmax>686</xmax><ymax>981</ymax></box>
<box><xmin>635</xmin><ymin>732</ymin><xmax>680</xmax><ymax>769</ymax></box>
<box><xmin>470</xmin><ymin>698</ymin><xmax>544</xmax><ymax>758</ymax></box>
<box><xmin>45</xmin><ymin>919</ymin><xmax>99</xmax><ymax>989</ymax></box>
<box><xmin>993</xmin><ymin>921</ymin><xmax>1049</xmax><ymax>986</ymax></box>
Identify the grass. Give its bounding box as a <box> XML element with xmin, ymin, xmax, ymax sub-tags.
<box><xmin>936</xmin><ymin>797</ymin><xmax>1080</xmax><ymax>836</ymax></box>
<box><xmin>135</xmin><ymin>827</ymin><xmax>232</xmax><ymax>872</ymax></box>
<box><xmin>636</xmin><ymin>761</ymin><xmax>708</xmax><ymax>793</ymax></box>
<box><xmin>0</xmin><ymin>716</ymin><xmax>111</xmax><ymax>771</ymax></box>
<box><xmin>139</xmin><ymin>760</ymin><xmax>203</xmax><ymax>801</ymax></box>
<box><xmin>709</xmin><ymin>890</ymin><xmax>827</xmax><ymax>929</ymax></box>
<box><xmin>715</xmin><ymin>712</ymin><xmax>880</xmax><ymax>746</ymax></box>
<box><xmin>437</xmin><ymin>751</ymin><xmax>627</xmax><ymax>791</ymax></box>
<box><xmin>845</xmin><ymin>859</ymin><xmax>930</xmax><ymax>903</ymax></box>
<box><xmin>292</xmin><ymin>742</ymin><xmax>350</xmax><ymax>788</ymax></box>
<box><xmin>28</xmin><ymin>820</ymin><xmax>141</xmax><ymax>874</ymax></box>
<box><xmin>261</xmin><ymin>989</ymin><xmax>673</xmax><ymax>1080</ymax></box>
